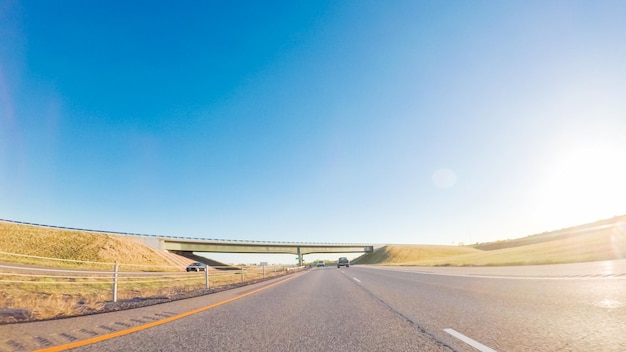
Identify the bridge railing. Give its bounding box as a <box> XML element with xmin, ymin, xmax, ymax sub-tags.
<box><xmin>0</xmin><ymin>219</ymin><xmax>374</xmax><ymax>247</ymax></box>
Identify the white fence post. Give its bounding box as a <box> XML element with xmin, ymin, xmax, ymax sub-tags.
<box><xmin>112</xmin><ymin>262</ymin><xmax>119</xmax><ymax>302</ymax></box>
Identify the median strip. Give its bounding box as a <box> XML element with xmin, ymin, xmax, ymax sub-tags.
<box><xmin>34</xmin><ymin>274</ymin><xmax>299</xmax><ymax>352</ymax></box>
<box><xmin>444</xmin><ymin>328</ymin><xmax>498</xmax><ymax>352</ymax></box>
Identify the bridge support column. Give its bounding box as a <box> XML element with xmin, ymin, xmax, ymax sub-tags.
<box><xmin>297</xmin><ymin>247</ymin><xmax>302</xmax><ymax>266</ymax></box>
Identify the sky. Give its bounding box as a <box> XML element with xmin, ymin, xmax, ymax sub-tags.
<box><xmin>2</xmin><ymin>1</ymin><xmax>626</xmax><ymax>264</ymax></box>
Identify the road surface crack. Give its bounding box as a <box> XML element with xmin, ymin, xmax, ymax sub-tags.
<box><xmin>343</xmin><ymin>272</ymin><xmax>458</xmax><ymax>352</ymax></box>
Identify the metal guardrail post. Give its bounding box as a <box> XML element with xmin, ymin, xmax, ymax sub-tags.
<box><xmin>241</xmin><ymin>266</ymin><xmax>244</xmax><ymax>284</ymax></box>
<box><xmin>112</xmin><ymin>262</ymin><xmax>119</xmax><ymax>303</ymax></box>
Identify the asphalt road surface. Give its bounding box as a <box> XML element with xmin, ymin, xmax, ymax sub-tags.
<box><xmin>3</xmin><ymin>261</ymin><xmax>625</xmax><ymax>351</ymax></box>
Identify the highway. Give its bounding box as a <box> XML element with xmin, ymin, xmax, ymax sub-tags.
<box><xmin>3</xmin><ymin>261</ymin><xmax>625</xmax><ymax>351</ymax></box>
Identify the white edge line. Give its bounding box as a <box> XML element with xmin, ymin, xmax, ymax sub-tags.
<box><xmin>366</xmin><ymin>266</ymin><xmax>625</xmax><ymax>280</ymax></box>
<box><xmin>353</xmin><ymin>277</ymin><xmax>361</xmax><ymax>283</ymax></box>
<box><xmin>444</xmin><ymin>328</ymin><xmax>498</xmax><ymax>352</ymax></box>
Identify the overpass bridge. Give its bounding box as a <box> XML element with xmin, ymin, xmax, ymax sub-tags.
<box><xmin>0</xmin><ymin>219</ymin><xmax>376</xmax><ymax>266</ymax></box>
<box><xmin>141</xmin><ymin>236</ymin><xmax>375</xmax><ymax>266</ymax></box>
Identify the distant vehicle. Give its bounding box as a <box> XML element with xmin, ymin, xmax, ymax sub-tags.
<box><xmin>337</xmin><ymin>257</ymin><xmax>350</xmax><ymax>268</ymax></box>
<box><xmin>186</xmin><ymin>262</ymin><xmax>207</xmax><ymax>272</ymax></box>
<box><xmin>317</xmin><ymin>261</ymin><xmax>325</xmax><ymax>267</ymax></box>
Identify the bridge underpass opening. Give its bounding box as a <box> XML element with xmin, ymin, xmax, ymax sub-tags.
<box><xmin>189</xmin><ymin>251</ymin><xmax>368</xmax><ymax>267</ymax></box>
<box><xmin>159</xmin><ymin>240</ymin><xmax>375</xmax><ymax>266</ymax></box>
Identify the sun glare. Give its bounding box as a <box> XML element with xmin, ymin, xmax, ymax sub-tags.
<box><xmin>534</xmin><ymin>143</ymin><xmax>626</xmax><ymax>229</ymax></box>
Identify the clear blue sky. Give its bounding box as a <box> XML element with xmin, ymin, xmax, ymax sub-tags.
<box><xmin>2</xmin><ymin>1</ymin><xmax>626</xmax><ymax>263</ymax></box>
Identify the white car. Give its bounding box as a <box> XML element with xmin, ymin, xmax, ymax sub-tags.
<box><xmin>186</xmin><ymin>262</ymin><xmax>207</xmax><ymax>272</ymax></box>
<box><xmin>317</xmin><ymin>261</ymin><xmax>325</xmax><ymax>267</ymax></box>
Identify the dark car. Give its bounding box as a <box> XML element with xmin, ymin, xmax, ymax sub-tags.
<box><xmin>337</xmin><ymin>257</ymin><xmax>350</xmax><ymax>268</ymax></box>
<box><xmin>186</xmin><ymin>262</ymin><xmax>207</xmax><ymax>272</ymax></box>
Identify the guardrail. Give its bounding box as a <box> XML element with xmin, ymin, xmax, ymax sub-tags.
<box><xmin>0</xmin><ymin>252</ymin><xmax>306</xmax><ymax>323</ymax></box>
<box><xmin>0</xmin><ymin>218</ymin><xmax>373</xmax><ymax>246</ymax></box>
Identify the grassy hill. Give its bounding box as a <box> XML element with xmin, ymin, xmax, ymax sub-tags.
<box><xmin>2</xmin><ymin>217</ymin><xmax>623</xmax><ymax>322</ymax></box>
<box><xmin>0</xmin><ymin>221</ymin><xmax>275</xmax><ymax>322</ymax></box>
<box><xmin>0</xmin><ymin>221</ymin><xmax>171</xmax><ymax>269</ymax></box>
<box><xmin>2</xmin><ymin>215</ymin><xmax>625</xmax><ymax>268</ymax></box>
<box><xmin>353</xmin><ymin>245</ymin><xmax>480</xmax><ymax>265</ymax></box>
<box><xmin>355</xmin><ymin>215</ymin><xmax>626</xmax><ymax>266</ymax></box>
<box><xmin>473</xmin><ymin>215</ymin><xmax>626</xmax><ymax>251</ymax></box>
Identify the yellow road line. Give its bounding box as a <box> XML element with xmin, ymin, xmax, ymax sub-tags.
<box><xmin>35</xmin><ymin>274</ymin><xmax>299</xmax><ymax>352</ymax></box>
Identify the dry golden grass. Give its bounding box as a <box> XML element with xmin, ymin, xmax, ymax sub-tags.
<box><xmin>0</xmin><ymin>268</ymin><xmax>287</xmax><ymax>321</ymax></box>
<box><xmin>356</xmin><ymin>245</ymin><xmax>480</xmax><ymax>265</ymax></box>
<box><xmin>0</xmin><ymin>222</ymin><xmax>170</xmax><ymax>270</ymax></box>
<box><xmin>0</xmin><ymin>221</ymin><xmax>289</xmax><ymax>321</ymax></box>
<box><xmin>358</xmin><ymin>220</ymin><xmax>626</xmax><ymax>266</ymax></box>
<box><xmin>3</xmin><ymin>217</ymin><xmax>625</xmax><ymax>321</ymax></box>
<box><xmin>1</xmin><ymin>287</ymin><xmax>107</xmax><ymax>320</ymax></box>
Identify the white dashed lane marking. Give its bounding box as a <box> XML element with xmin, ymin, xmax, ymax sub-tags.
<box><xmin>444</xmin><ymin>328</ymin><xmax>498</xmax><ymax>352</ymax></box>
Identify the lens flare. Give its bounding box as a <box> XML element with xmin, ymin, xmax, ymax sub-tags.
<box><xmin>432</xmin><ymin>168</ymin><xmax>457</xmax><ymax>189</ymax></box>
